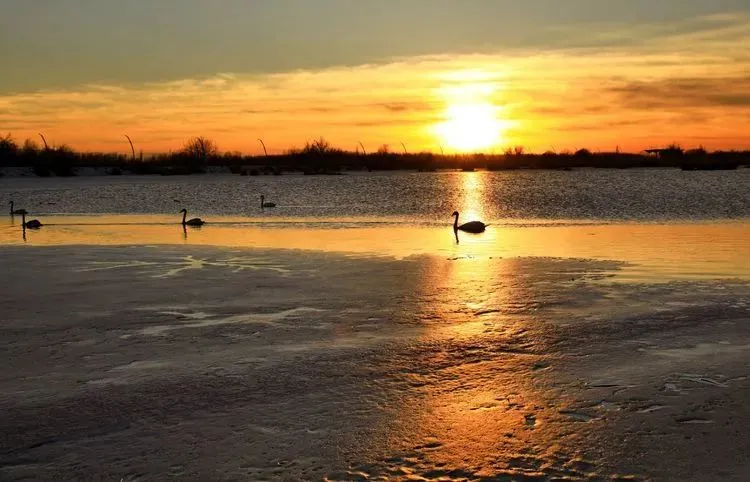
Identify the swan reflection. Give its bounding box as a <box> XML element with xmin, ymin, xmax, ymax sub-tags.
<box><xmin>9</xmin><ymin>201</ymin><xmax>27</xmax><ymax>216</ymax></box>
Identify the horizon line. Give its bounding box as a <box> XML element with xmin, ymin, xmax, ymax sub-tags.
<box><xmin>3</xmin><ymin>134</ymin><xmax>748</xmax><ymax>157</ymax></box>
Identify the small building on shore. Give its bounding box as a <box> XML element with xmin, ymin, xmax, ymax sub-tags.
<box><xmin>644</xmin><ymin>147</ymin><xmax>684</xmax><ymax>159</ymax></box>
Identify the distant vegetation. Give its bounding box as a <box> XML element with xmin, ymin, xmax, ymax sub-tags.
<box><xmin>0</xmin><ymin>134</ymin><xmax>748</xmax><ymax>177</ymax></box>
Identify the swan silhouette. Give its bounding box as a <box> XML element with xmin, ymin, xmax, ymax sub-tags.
<box><xmin>261</xmin><ymin>195</ymin><xmax>276</xmax><ymax>208</ymax></box>
<box><xmin>21</xmin><ymin>212</ymin><xmax>42</xmax><ymax>229</ymax></box>
<box><xmin>452</xmin><ymin>211</ymin><xmax>487</xmax><ymax>233</ymax></box>
<box><xmin>180</xmin><ymin>209</ymin><xmax>205</xmax><ymax>226</ymax></box>
<box><xmin>9</xmin><ymin>201</ymin><xmax>27</xmax><ymax>216</ymax></box>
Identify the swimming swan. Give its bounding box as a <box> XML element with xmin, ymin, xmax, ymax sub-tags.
<box><xmin>21</xmin><ymin>212</ymin><xmax>42</xmax><ymax>229</ymax></box>
<box><xmin>452</xmin><ymin>211</ymin><xmax>487</xmax><ymax>233</ymax></box>
<box><xmin>9</xmin><ymin>201</ymin><xmax>27</xmax><ymax>216</ymax></box>
<box><xmin>180</xmin><ymin>209</ymin><xmax>205</xmax><ymax>226</ymax></box>
<box><xmin>261</xmin><ymin>195</ymin><xmax>276</xmax><ymax>208</ymax></box>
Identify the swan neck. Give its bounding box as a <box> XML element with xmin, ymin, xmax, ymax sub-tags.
<box><xmin>182</xmin><ymin>211</ymin><xmax>186</xmax><ymax>224</ymax></box>
<box><xmin>453</xmin><ymin>213</ymin><xmax>459</xmax><ymax>229</ymax></box>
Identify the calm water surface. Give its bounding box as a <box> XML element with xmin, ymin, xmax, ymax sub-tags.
<box><xmin>2</xmin><ymin>169</ymin><xmax>749</xmax><ymax>222</ymax></box>
<box><xmin>2</xmin><ymin>170</ymin><xmax>749</xmax><ymax>280</ymax></box>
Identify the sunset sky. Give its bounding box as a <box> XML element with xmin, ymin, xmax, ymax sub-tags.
<box><xmin>1</xmin><ymin>0</ymin><xmax>749</xmax><ymax>155</ymax></box>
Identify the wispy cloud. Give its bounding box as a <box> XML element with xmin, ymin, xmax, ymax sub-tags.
<box><xmin>610</xmin><ymin>76</ymin><xmax>750</xmax><ymax>109</ymax></box>
<box><xmin>543</xmin><ymin>11</ymin><xmax>750</xmax><ymax>51</ymax></box>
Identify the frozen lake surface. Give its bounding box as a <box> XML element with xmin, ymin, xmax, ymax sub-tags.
<box><xmin>1</xmin><ymin>245</ymin><xmax>749</xmax><ymax>480</ymax></box>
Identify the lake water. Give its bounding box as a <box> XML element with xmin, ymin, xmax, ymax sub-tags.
<box><xmin>2</xmin><ymin>170</ymin><xmax>749</xmax><ymax>281</ymax></box>
<box><xmin>2</xmin><ymin>169</ymin><xmax>749</xmax><ymax>222</ymax></box>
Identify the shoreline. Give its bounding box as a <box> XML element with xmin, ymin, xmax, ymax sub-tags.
<box><xmin>2</xmin><ymin>220</ymin><xmax>749</xmax><ymax>283</ymax></box>
<box><xmin>3</xmin><ymin>164</ymin><xmax>750</xmax><ymax>178</ymax></box>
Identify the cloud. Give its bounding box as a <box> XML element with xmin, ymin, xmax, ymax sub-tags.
<box><xmin>1</xmin><ymin>12</ymin><xmax>749</xmax><ymax>153</ymax></box>
<box><xmin>379</xmin><ymin>102</ymin><xmax>434</xmax><ymax>113</ymax></box>
<box><xmin>609</xmin><ymin>76</ymin><xmax>750</xmax><ymax>109</ymax></box>
<box><xmin>543</xmin><ymin>11</ymin><xmax>750</xmax><ymax>51</ymax></box>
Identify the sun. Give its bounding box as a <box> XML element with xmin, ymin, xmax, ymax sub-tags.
<box><xmin>436</xmin><ymin>102</ymin><xmax>507</xmax><ymax>152</ymax></box>
<box><xmin>432</xmin><ymin>73</ymin><xmax>512</xmax><ymax>153</ymax></box>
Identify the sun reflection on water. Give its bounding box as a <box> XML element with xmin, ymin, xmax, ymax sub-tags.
<box><xmin>378</xmin><ymin>250</ymin><xmax>570</xmax><ymax>477</ymax></box>
<box><xmin>459</xmin><ymin>171</ymin><xmax>488</xmax><ymax>227</ymax></box>
<box><xmin>1</xmin><ymin>213</ymin><xmax>749</xmax><ymax>282</ymax></box>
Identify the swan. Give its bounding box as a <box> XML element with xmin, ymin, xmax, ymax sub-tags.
<box><xmin>261</xmin><ymin>195</ymin><xmax>276</xmax><ymax>208</ymax></box>
<box><xmin>21</xmin><ymin>212</ymin><xmax>42</xmax><ymax>229</ymax></box>
<box><xmin>9</xmin><ymin>201</ymin><xmax>27</xmax><ymax>216</ymax></box>
<box><xmin>452</xmin><ymin>211</ymin><xmax>487</xmax><ymax>233</ymax></box>
<box><xmin>180</xmin><ymin>209</ymin><xmax>205</xmax><ymax>226</ymax></box>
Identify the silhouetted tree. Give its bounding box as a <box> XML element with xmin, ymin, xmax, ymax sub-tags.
<box><xmin>504</xmin><ymin>146</ymin><xmax>526</xmax><ymax>157</ymax></box>
<box><xmin>302</xmin><ymin>137</ymin><xmax>334</xmax><ymax>155</ymax></box>
<box><xmin>0</xmin><ymin>134</ymin><xmax>18</xmax><ymax>166</ymax></box>
<box><xmin>51</xmin><ymin>144</ymin><xmax>76</xmax><ymax>176</ymax></box>
<box><xmin>182</xmin><ymin>136</ymin><xmax>219</xmax><ymax>162</ymax></box>
<box><xmin>22</xmin><ymin>138</ymin><xmax>40</xmax><ymax>155</ymax></box>
<box><xmin>665</xmin><ymin>143</ymin><xmax>684</xmax><ymax>156</ymax></box>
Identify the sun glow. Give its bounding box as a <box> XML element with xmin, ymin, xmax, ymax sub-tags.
<box><xmin>436</xmin><ymin>102</ymin><xmax>508</xmax><ymax>152</ymax></box>
<box><xmin>433</xmin><ymin>75</ymin><xmax>512</xmax><ymax>152</ymax></box>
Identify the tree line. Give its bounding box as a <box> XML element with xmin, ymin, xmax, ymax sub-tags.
<box><xmin>0</xmin><ymin>134</ymin><xmax>748</xmax><ymax>176</ymax></box>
